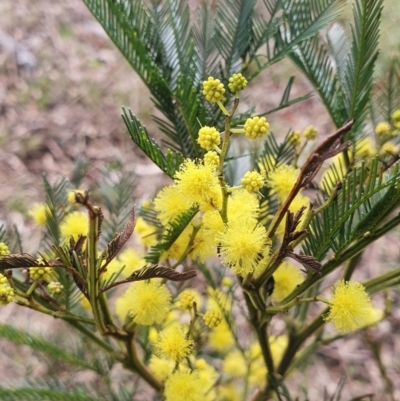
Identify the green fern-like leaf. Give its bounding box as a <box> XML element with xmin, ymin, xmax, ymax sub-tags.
<box><xmin>145</xmin><ymin>207</ymin><xmax>198</xmax><ymax>264</ymax></box>
<box><xmin>121</xmin><ymin>108</ymin><xmax>184</xmax><ymax>178</ymax></box>
<box><xmin>303</xmin><ymin>158</ymin><xmax>400</xmax><ymax>261</ymax></box>
<box><xmin>0</xmin><ymin>323</ymin><xmax>101</xmax><ymax>374</ymax></box>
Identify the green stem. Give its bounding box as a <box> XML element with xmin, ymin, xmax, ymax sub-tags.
<box><xmin>266</xmin><ymin>296</ymin><xmax>329</xmax><ymax>315</ymax></box>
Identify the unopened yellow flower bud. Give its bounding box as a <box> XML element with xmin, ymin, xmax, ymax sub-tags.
<box><xmin>221</xmin><ymin>277</ymin><xmax>233</xmax><ymax>288</ymax></box>
<box><xmin>204</xmin><ymin>151</ymin><xmax>220</xmax><ymax>167</ymax></box>
<box><xmin>0</xmin><ymin>284</ymin><xmax>14</xmax><ymax>306</ymax></box>
<box><xmin>29</xmin><ymin>267</ymin><xmax>53</xmax><ymax>282</ymax></box>
<box><xmin>375</xmin><ymin>122</ymin><xmax>391</xmax><ymax>136</ymax></box>
<box><xmin>391</xmin><ymin>109</ymin><xmax>400</xmax><ymax>125</ymax></box>
<box><xmin>202</xmin><ymin>77</ymin><xmax>225</xmax><ymax>103</ymax></box>
<box><xmin>244</xmin><ymin>116</ymin><xmax>270</xmax><ymax>139</ymax></box>
<box><xmin>203</xmin><ymin>310</ymin><xmax>222</xmax><ymax>328</ymax></box>
<box><xmin>380</xmin><ymin>141</ymin><xmax>396</xmax><ymax>155</ymax></box>
<box><xmin>303</xmin><ymin>125</ymin><xmax>318</xmax><ymax>140</ymax></box>
<box><xmin>47</xmin><ymin>281</ymin><xmax>64</xmax><ymax>295</ymax></box>
<box><xmin>228</xmin><ymin>73</ymin><xmax>248</xmax><ymax>93</ymax></box>
<box><xmin>0</xmin><ymin>243</ymin><xmax>10</xmax><ymax>257</ymax></box>
<box><xmin>178</xmin><ymin>289</ymin><xmax>201</xmax><ymax>310</ymax></box>
<box><xmin>241</xmin><ymin>171</ymin><xmax>264</xmax><ymax>193</ymax></box>
<box><xmin>197</xmin><ymin>126</ymin><xmax>221</xmax><ymax>150</ymax></box>
<box><xmin>288</xmin><ymin>130</ymin><xmax>301</xmax><ymax>147</ymax></box>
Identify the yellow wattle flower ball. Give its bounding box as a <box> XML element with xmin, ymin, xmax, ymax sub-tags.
<box><xmin>202</xmin><ymin>76</ymin><xmax>225</xmax><ymax>103</ymax></box>
<box><xmin>0</xmin><ymin>242</ymin><xmax>10</xmax><ymax>257</ymax></box>
<box><xmin>154</xmin><ymin>185</ymin><xmax>193</xmax><ymax>225</ymax></box>
<box><xmin>228</xmin><ymin>73</ymin><xmax>248</xmax><ymax>93</ymax></box>
<box><xmin>208</xmin><ymin>320</ymin><xmax>234</xmax><ymax>353</ymax></box>
<box><xmin>156</xmin><ymin>324</ymin><xmax>193</xmax><ymax>362</ymax></box>
<box><xmin>29</xmin><ymin>203</ymin><xmax>51</xmax><ymax>227</ymax></box>
<box><xmin>375</xmin><ymin>122</ymin><xmax>391</xmax><ymax>136</ymax></box>
<box><xmin>203</xmin><ymin>151</ymin><xmax>220</xmax><ymax>167</ymax></box>
<box><xmin>164</xmin><ymin>371</ymin><xmax>204</xmax><ymax>401</ymax></box>
<box><xmin>197</xmin><ymin>126</ymin><xmax>221</xmax><ymax>151</ymax></box>
<box><xmin>244</xmin><ymin>116</ymin><xmax>270</xmax><ymax>139</ymax></box>
<box><xmin>178</xmin><ymin>289</ymin><xmax>202</xmax><ymax>311</ymax></box>
<box><xmin>149</xmin><ymin>356</ymin><xmax>174</xmax><ymax>382</ymax></box>
<box><xmin>391</xmin><ymin>109</ymin><xmax>400</xmax><ymax>126</ymax></box>
<box><xmin>0</xmin><ymin>273</ymin><xmax>15</xmax><ymax>306</ymax></box>
<box><xmin>118</xmin><ymin>248</ymin><xmax>145</xmax><ymax>276</ymax></box>
<box><xmin>355</xmin><ymin>137</ymin><xmax>375</xmax><ymax>160</ymax></box>
<box><xmin>216</xmin><ymin>218</ymin><xmax>270</xmax><ymax>276</ymax></box>
<box><xmin>267</xmin><ymin>164</ymin><xmax>300</xmax><ymax>202</ymax></box>
<box><xmin>115</xmin><ymin>280</ymin><xmax>172</xmax><ymax>325</ymax></box>
<box><xmin>60</xmin><ymin>211</ymin><xmax>88</xmax><ymax>243</ymax></box>
<box><xmin>29</xmin><ymin>267</ymin><xmax>53</xmax><ymax>282</ymax></box>
<box><xmin>380</xmin><ymin>141</ymin><xmax>396</xmax><ymax>155</ymax></box>
<box><xmin>324</xmin><ymin>280</ymin><xmax>374</xmax><ymax>332</ymax></box>
<box><xmin>271</xmin><ymin>261</ymin><xmax>303</xmax><ymax>302</ymax></box>
<box><xmin>303</xmin><ymin>125</ymin><xmax>318</xmax><ymax>140</ymax></box>
<box><xmin>241</xmin><ymin>170</ymin><xmax>264</xmax><ymax>193</ymax></box>
<box><xmin>203</xmin><ymin>310</ymin><xmax>222</xmax><ymax>328</ymax></box>
<box><xmin>174</xmin><ymin>159</ymin><xmax>222</xmax><ymax>212</ymax></box>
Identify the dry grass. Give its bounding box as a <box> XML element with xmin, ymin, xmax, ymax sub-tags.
<box><xmin>1</xmin><ymin>0</ymin><xmax>400</xmax><ymax>400</ymax></box>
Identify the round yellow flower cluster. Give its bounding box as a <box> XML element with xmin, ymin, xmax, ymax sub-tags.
<box><xmin>228</xmin><ymin>73</ymin><xmax>248</xmax><ymax>93</ymax></box>
<box><xmin>0</xmin><ymin>273</ymin><xmax>14</xmax><ymax>306</ymax></box>
<box><xmin>244</xmin><ymin>116</ymin><xmax>270</xmax><ymax>139</ymax></box>
<box><xmin>197</xmin><ymin>126</ymin><xmax>221</xmax><ymax>151</ymax></box>
<box><xmin>178</xmin><ymin>289</ymin><xmax>201</xmax><ymax>310</ymax></box>
<box><xmin>47</xmin><ymin>281</ymin><xmax>64</xmax><ymax>295</ymax></box>
<box><xmin>203</xmin><ymin>151</ymin><xmax>220</xmax><ymax>167</ymax></box>
<box><xmin>202</xmin><ymin>77</ymin><xmax>225</xmax><ymax>103</ymax></box>
<box><xmin>203</xmin><ymin>310</ymin><xmax>222</xmax><ymax>328</ymax></box>
<box><xmin>0</xmin><ymin>242</ymin><xmax>10</xmax><ymax>257</ymax></box>
<box><xmin>241</xmin><ymin>171</ymin><xmax>264</xmax><ymax>193</ymax></box>
<box><xmin>29</xmin><ymin>267</ymin><xmax>53</xmax><ymax>282</ymax></box>
<box><xmin>392</xmin><ymin>109</ymin><xmax>400</xmax><ymax>128</ymax></box>
<box><xmin>375</xmin><ymin>121</ymin><xmax>391</xmax><ymax>136</ymax></box>
<box><xmin>303</xmin><ymin>125</ymin><xmax>318</xmax><ymax>140</ymax></box>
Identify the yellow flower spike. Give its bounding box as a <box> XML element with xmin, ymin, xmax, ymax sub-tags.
<box><xmin>29</xmin><ymin>203</ymin><xmax>51</xmax><ymax>227</ymax></box>
<box><xmin>288</xmin><ymin>130</ymin><xmax>301</xmax><ymax>147</ymax></box>
<box><xmin>67</xmin><ymin>190</ymin><xmax>85</xmax><ymax>206</ymax></box>
<box><xmin>156</xmin><ymin>324</ymin><xmax>193</xmax><ymax>362</ymax></box>
<box><xmin>149</xmin><ymin>356</ymin><xmax>175</xmax><ymax>382</ymax></box>
<box><xmin>164</xmin><ymin>371</ymin><xmax>204</xmax><ymax>401</ymax></box>
<box><xmin>202</xmin><ymin>76</ymin><xmax>226</xmax><ymax>103</ymax></box>
<box><xmin>178</xmin><ymin>289</ymin><xmax>202</xmax><ymax>311</ymax></box>
<box><xmin>271</xmin><ymin>261</ymin><xmax>304</xmax><ymax>302</ymax></box>
<box><xmin>216</xmin><ymin>218</ymin><xmax>270</xmax><ymax>276</ymax></box>
<box><xmin>241</xmin><ymin>170</ymin><xmax>264</xmax><ymax>193</ymax></box>
<box><xmin>0</xmin><ymin>243</ymin><xmax>10</xmax><ymax>257</ymax></box>
<box><xmin>116</xmin><ymin>280</ymin><xmax>171</xmax><ymax>326</ymax></box>
<box><xmin>174</xmin><ymin>159</ymin><xmax>222</xmax><ymax>212</ymax></box>
<box><xmin>375</xmin><ymin>122</ymin><xmax>391</xmax><ymax>136</ymax></box>
<box><xmin>244</xmin><ymin>116</ymin><xmax>270</xmax><ymax>139</ymax></box>
<box><xmin>60</xmin><ymin>211</ymin><xmax>88</xmax><ymax>243</ymax></box>
<box><xmin>228</xmin><ymin>73</ymin><xmax>248</xmax><ymax>93</ymax></box>
<box><xmin>267</xmin><ymin>164</ymin><xmax>300</xmax><ymax>202</ymax></box>
<box><xmin>197</xmin><ymin>126</ymin><xmax>221</xmax><ymax>151</ymax></box>
<box><xmin>303</xmin><ymin>125</ymin><xmax>318</xmax><ymax>140</ymax></box>
<box><xmin>203</xmin><ymin>310</ymin><xmax>222</xmax><ymax>328</ymax></box>
<box><xmin>324</xmin><ymin>280</ymin><xmax>374</xmax><ymax>332</ymax></box>
<box><xmin>204</xmin><ymin>151</ymin><xmax>220</xmax><ymax>167</ymax></box>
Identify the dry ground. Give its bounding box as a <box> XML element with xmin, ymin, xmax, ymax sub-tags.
<box><xmin>1</xmin><ymin>0</ymin><xmax>400</xmax><ymax>400</ymax></box>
